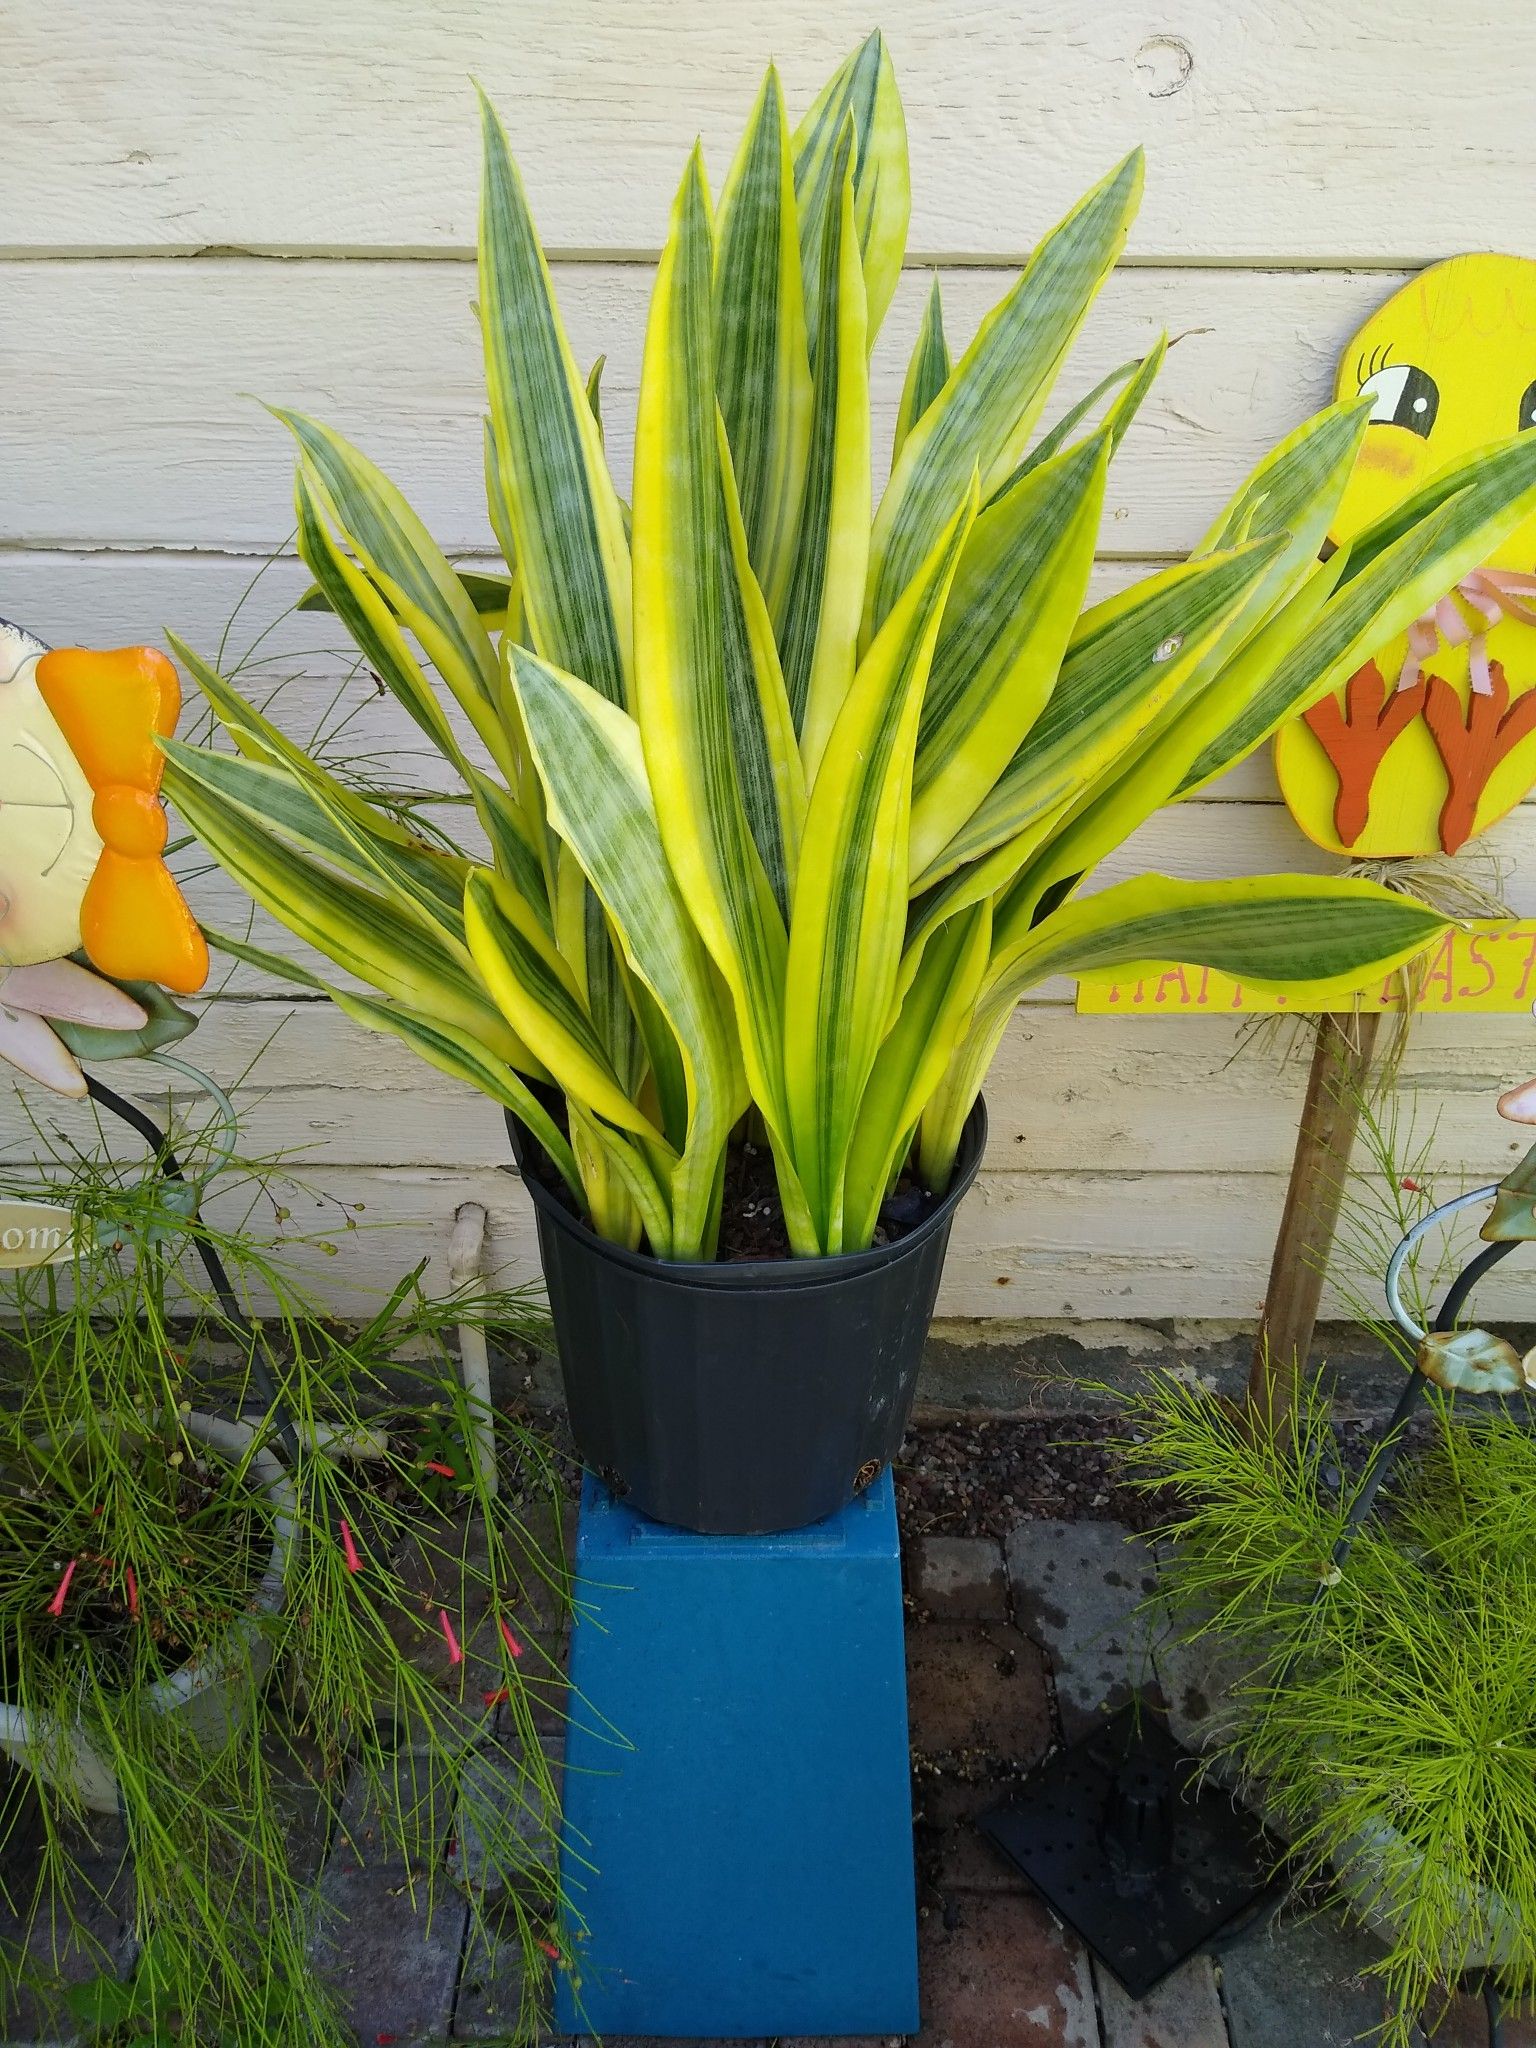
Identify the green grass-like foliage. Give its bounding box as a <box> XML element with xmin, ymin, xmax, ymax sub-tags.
<box><xmin>0</xmin><ymin>1126</ymin><xmax>572</xmax><ymax>2047</ymax></box>
<box><xmin>1123</xmin><ymin>1371</ymin><xmax>1536</xmax><ymax>2041</ymax></box>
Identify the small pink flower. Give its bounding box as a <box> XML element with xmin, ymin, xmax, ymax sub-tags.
<box><xmin>46</xmin><ymin>1560</ymin><xmax>76</xmax><ymax>1618</ymax></box>
<box><xmin>499</xmin><ymin>1617</ymin><xmax>524</xmax><ymax>1660</ymax></box>
<box><xmin>540</xmin><ymin>1941</ymin><xmax>560</xmax><ymax>1962</ymax></box>
<box><xmin>439</xmin><ymin>1608</ymin><xmax>463</xmax><ymax>1665</ymax></box>
<box><xmin>339</xmin><ymin>1519</ymin><xmax>362</xmax><ymax>1574</ymax></box>
<box><xmin>1401</xmin><ymin>1176</ymin><xmax>1423</xmax><ymax>1193</ymax></box>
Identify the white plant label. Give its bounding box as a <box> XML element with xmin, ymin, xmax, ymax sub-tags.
<box><xmin>0</xmin><ymin>1202</ymin><xmax>77</xmax><ymax>1267</ymax></box>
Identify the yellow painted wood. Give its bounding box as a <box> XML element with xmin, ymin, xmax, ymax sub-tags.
<box><xmin>1078</xmin><ymin>918</ymin><xmax>1536</xmax><ymax>1015</ymax></box>
<box><xmin>1275</xmin><ymin>255</ymin><xmax>1536</xmax><ymax>854</ymax></box>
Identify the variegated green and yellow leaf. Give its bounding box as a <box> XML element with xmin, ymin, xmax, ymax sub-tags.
<box><xmin>983</xmin><ymin>873</ymin><xmax>1446</xmax><ymax>1016</ymax></box>
<box><xmin>989</xmin><ymin>338</ymin><xmax>1164</xmax><ymax>504</ymax></box>
<box><xmin>913</xmin><ymin>533</ymin><xmax>1287</xmax><ymax>894</ymax></box>
<box><xmin>274</xmin><ymin>407</ymin><xmax>503</xmax><ymax>725</ymax></box>
<box><xmin>893</xmin><ymin>276</ymin><xmax>949</xmax><ymax>465</ymax></box>
<box><xmin>464</xmin><ymin>763</ymin><xmax>553</xmax><ymax>928</ymax></box>
<box><xmin>161</xmin><ymin>746</ymin><xmax>522</xmax><ymax>1058</ymax></box>
<box><xmin>908</xmin><ymin>428</ymin><xmax>1109</xmax><ymax>880</ymax></box>
<box><xmin>298</xmin><ymin>564</ymin><xmax>516</xmax><ymax>632</ymax></box>
<box><xmin>715</xmin><ymin>65</ymin><xmax>813</xmax><ymax>620</ymax></box>
<box><xmin>463</xmin><ymin>868</ymin><xmax>667</xmax><ymax>1145</ymax></box>
<box><xmin>863</xmin><ymin>149</ymin><xmax>1142</xmax><ymax>645</ymax></box>
<box><xmin>915</xmin><ymin>873</ymin><xmax>1445</xmax><ymax>1197</ymax></box>
<box><xmin>170</xmin><ymin>633</ymin><xmax>455</xmax><ymax>871</ymax></box>
<box><xmin>989</xmin><ymin>552</ymin><xmax>1346</xmax><ymax>947</ymax></box>
<box><xmin>783</xmin><ymin>480</ymin><xmax>977</xmax><ymax>1252</ymax></box>
<box><xmin>202</xmin><ymin>922</ymin><xmax>581</xmax><ymax>1196</ymax></box>
<box><xmin>477</xmin><ymin>85</ymin><xmax>633</xmax><ymax>708</ymax></box>
<box><xmin>293</xmin><ymin>462</ymin><xmax>500</xmax><ymax>774</ymax></box>
<box><xmin>842</xmin><ymin>898</ymin><xmax>991</xmax><ymax>1249</ymax></box>
<box><xmin>778</xmin><ymin>115</ymin><xmax>870</xmax><ymax>766</ymax></box>
<box><xmin>792</xmin><ymin>30</ymin><xmax>909</xmax><ymax>351</ymax></box>
<box><xmin>716</xmin><ymin>411</ymin><xmax>807</xmax><ymax>900</ymax></box>
<box><xmin>567</xmin><ymin>1104</ymin><xmax>667</xmax><ymax>1254</ymax></box>
<box><xmin>1334</xmin><ymin>431</ymin><xmax>1536</xmax><ymax>583</ymax></box>
<box><xmin>335</xmin><ymin>988</ymin><xmax>582</xmax><ymax>1186</ymax></box>
<box><xmin>161</xmin><ymin>736</ymin><xmax>471</xmax><ymax>948</ymax></box>
<box><xmin>633</xmin><ymin>148</ymin><xmax>797</xmax><ymax>1176</ymax></box>
<box><xmin>1180</xmin><ymin>435</ymin><xmax>1536</xmax><ymax>793</ymax></box>
<box><xmin>1196</xmin><ymin>395</ymin><xmax>1371</xmax><ymax>565</ymax></box>
<box><xmin>914</xmin><ymin>1001</ymin><xmax>1013</xmax><ymax>1192</ymax></box>
<box><xmin>986</xmin><ymin>406</ymin><xmax>1374</xmax><ymax>928</ymax></box>
<box><xmin>506</xmin><ymin>644</ymin><xmax>746</xmax><ymax>1258</ymax></box>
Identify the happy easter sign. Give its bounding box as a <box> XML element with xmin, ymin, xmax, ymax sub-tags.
<box><xmin>1076</xmin><ymin>919</ymin><xmax>1536</xmax><ymax>1014</ymax></box>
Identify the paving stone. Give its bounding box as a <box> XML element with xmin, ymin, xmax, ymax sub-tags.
<box><xmin>449</xmin><ymin>1902</ymin><xmax>554</xmax><ymax>2041</ymax></box>
<box><xmin>447</xmin><ymin>1735</ymin><xmax>562</xmax><ymax>1898</ymax></box>
<box><xmin>1413</xmin><ymin>1986</ymin><xmax>1536</xmax><ymax>2045</ymax></box>
<box><xmin>906</xmin><ymin>1621</ymin><xmax>1053</xmax><ymax>1762</ymax></box>
<box><xmin>0</xmin><ymin>1789</ymin><xmax>134</xmax><ymax>2048</ymax></box>
<box><xmin>909</xmin><ymin>1535</ymin><xmax>1010</xmax><ymax>1622</ymax></box>
<box><xmin>1219</xmin><ymin>1908</ymin><xmax>1386</xmax><ymax>2048</ymax></box>
<box><xmin>311</xmin><ymin>1748</ymin><xmax>467</xmax><ymax>2048</ymax></box>
<box><xmin>913</xmin><ymin>1755</ymin><xmax>1034</xmax><ymax>1896</ymax></box>
<box><xmin>1148</xmin><ymin>1541</ymin><xmax>1256</xmax><ymax>1776</ymax></box>
<box><xmin>915</xmin><ymin>1890</ymin><xmax>1098</xmax><ymax>2046</ymax></box>
<box><xmin>1006</xmin><ymin>1519</ymin><xmax>1164</xmax><ymax>1739</ymax></box>
<box><xmin>774</xmin><ymin>2036</ymin><xmax>906</xmax><ymax>2046</ymax></box>
<box><xmin>1096</xmin><ymin>1954</ymin><xmax>1229</xmax><ymax>2048</ymax></box>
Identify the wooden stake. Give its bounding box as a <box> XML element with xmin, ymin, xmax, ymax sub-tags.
<box><xmin>1250</xmin><ymin>1009</ymin><xmax>1382</xmax><ymax>1431</ymax></box>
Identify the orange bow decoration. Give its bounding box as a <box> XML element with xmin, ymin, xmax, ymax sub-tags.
<box><xmin>34</xmin><ymin>646</ymin><xmax>209</xmax><ymax>995</ymax></box>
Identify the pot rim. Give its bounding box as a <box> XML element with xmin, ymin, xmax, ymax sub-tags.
<box><xmin>0</xmin><ymin>1410</ymin><xmax>299</xmax><ymax>1741</ymax></box>
<box><xmin>509</xmin><ymin>1098</ymin><xmax>988</xmax><ymax>1289</ymax></box>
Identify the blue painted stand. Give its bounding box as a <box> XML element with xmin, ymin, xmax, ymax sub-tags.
<box><xmin>554</xmin><ymin>1470</ymin><xmax>920</xmax><ymax>2039</ymax></box>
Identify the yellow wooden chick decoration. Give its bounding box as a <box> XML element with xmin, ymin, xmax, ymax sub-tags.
<box><xmin>1276</xmin><ymin>253</ymin><xmax>1536</xmax><ymax>856</ymax></box>
<box><xmin>0</xmin><ymin>619</ymin><xmax>207</xmax><ymax>1095</ymax></box>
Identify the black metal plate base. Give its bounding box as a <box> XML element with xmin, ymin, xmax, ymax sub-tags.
<box><xmin>980</xmin><ymin>1705</ymin><xmax>1285</xmax><ymax>1999</ymax></box>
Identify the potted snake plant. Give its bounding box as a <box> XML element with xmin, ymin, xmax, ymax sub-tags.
<box><xmin>160</xmin><ymin>34</ymin><xmax>1536</xmax><ymax>1533</ymax></box>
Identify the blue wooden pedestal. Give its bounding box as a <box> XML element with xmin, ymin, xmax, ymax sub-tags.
<box><xmin>554</xmin><ymin>1470</ymin><xmax>920</xmax><ymax>2040</ymax></box>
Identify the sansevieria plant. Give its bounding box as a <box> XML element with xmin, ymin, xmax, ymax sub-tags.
<box><xmin>162</xmin><ymin>36</ymin><xmax>1536</xmax><ymax>1261</ymax></box>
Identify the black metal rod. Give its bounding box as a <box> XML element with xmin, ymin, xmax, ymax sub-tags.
<box><xmin>1486</xmin><ymin>1976</ymin><xmax>1505</xmax><ymax>2048</ymax></box>
<box><xmin>84</xmin><ymin>1072</ymin><xmax>299</xmax><ymax>1463</ymax></box>
<box><xmin>1332</xmin><ymin>1236</ymin><xmax>1521</xmax><ymax>1570</ymax></box>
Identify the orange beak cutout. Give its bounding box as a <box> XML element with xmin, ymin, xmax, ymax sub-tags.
<box><xmin>34</xmin><ymin>646</ymin><xmax>210</xmax><ymax>996</ymax></box>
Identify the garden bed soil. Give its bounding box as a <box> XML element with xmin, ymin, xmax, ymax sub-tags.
<box><xmin>891</xmin><ymin>1407</ymin><xmax>1434</xmax><ymax>1540</ymax></box>
<box><xmin>894</xmin><ymin>1414</ymin><xmax>1171</xmax><ymax>1536</ymax></box>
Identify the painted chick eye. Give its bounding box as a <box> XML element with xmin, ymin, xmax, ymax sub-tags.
<box><xmin>1519</xmin><ymin>378</ymin><xmax>1536</xmax><ymax>431</ymax></box>
<box><xmin>1360</xmin><ymin>362</ymin><xmax>1440</xmax><ymax>437</ymax></box>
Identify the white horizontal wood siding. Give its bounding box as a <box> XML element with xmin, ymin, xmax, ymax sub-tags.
<box><xmin>5</xmin><ymin>0</ymin><xmax>1536</xmax><ymax>1321</ymax></box>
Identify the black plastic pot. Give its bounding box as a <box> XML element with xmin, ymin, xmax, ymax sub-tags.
<box><xmin>506</xmin><ymin>1101</ymin><xmax>988</xmax><ymax>1534</ymax></box>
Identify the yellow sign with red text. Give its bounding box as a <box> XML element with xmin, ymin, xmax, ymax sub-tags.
<box><xmin>1075</xmin><ymin>919</ymin><xmax>1536</xmax><ymax>1015</ymax></box>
